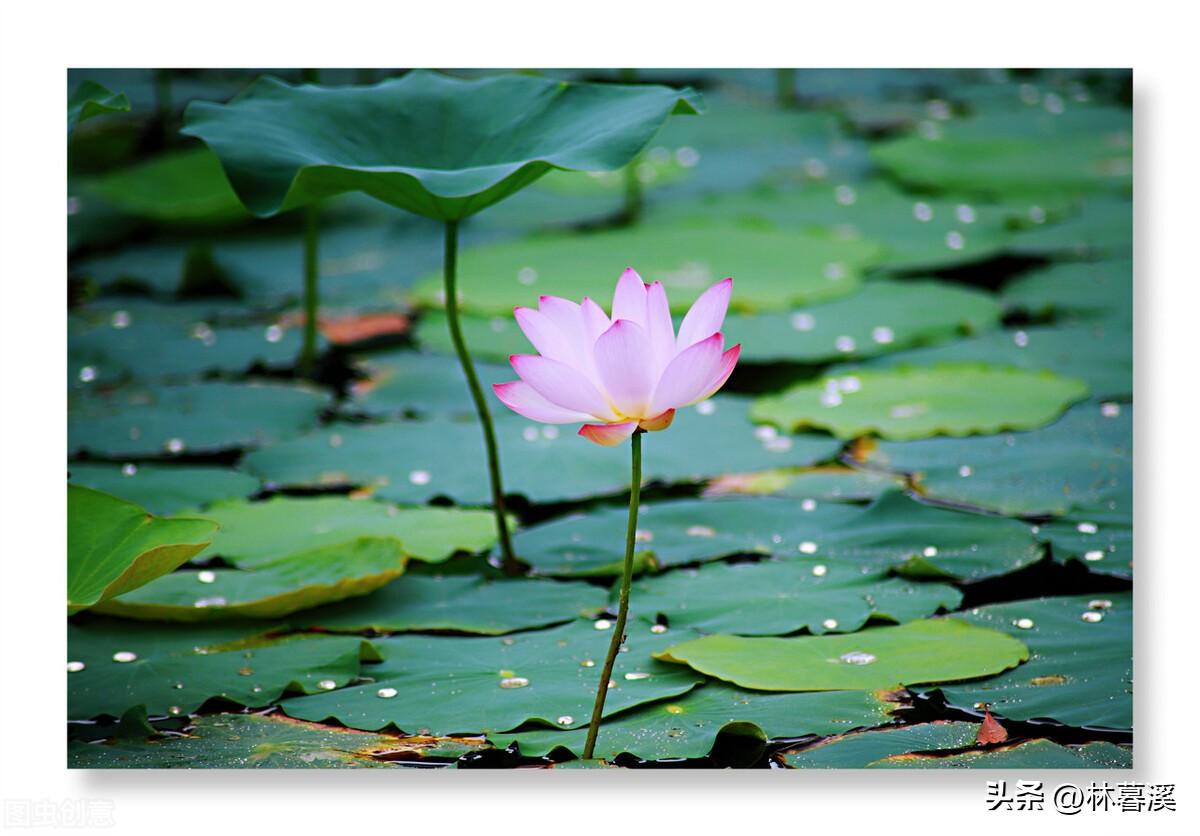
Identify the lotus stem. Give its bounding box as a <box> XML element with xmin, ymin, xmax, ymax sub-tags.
<box><xmin>618</xmin><ymin>68</ymin><xmax>643</xmax><ymax>224</ymax></box>
<box><xmin>299</xmin><ymin>202</ymin><xmax>320</xmax><ymax>379</ymax></box>
<box><xmin>776</xmin><ymin>68</ymin><xmax>796</xmax><ymax>107</ymax></box>
<box><xmin>442</xmin><ymin>219</ymin><xmax>519</xmax><ymax>573</ymax></box>
<box><xmin>582</xmin><ymin>430</ymin><xmax>643</xmax><ymax>760</ymax></box>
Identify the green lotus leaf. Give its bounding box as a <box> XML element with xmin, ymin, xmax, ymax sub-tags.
<box><xmin>512</xmin><ymin>497</ymin><xmax>859</xmax><ymax>578</ymax></box>
<box><xmin>655</xmin><ymin>618</ymin><xmax>1029</xmax><ymax>691</ymax></box>
<box><xmin>279</xmin><ymin>619</ymin><xmax>704</xmax><ymax>735</ymax></box>
<box><xmin>292</xmin><ymin>574</ymin><xmax>607</xmax><ymax>636</ymax></box>
<box><xmin>724</xmin><ymin>279</ymin><xmax>1001</xmax><ymax>364</ymax></box>
<box><xmin>782</xmin><ymin>721</ymin><xmax>982</xmax><ymax>768</ymax></box>
<box><xmin>752</xmin><ymin>364</ymin><xmax>1088</xmax><ymax>440</ymax></box>
<box><xmin>1041</xmin><ymin>504</ymin><xmax>1131</xmax><ymax>579</ymax></box>
<box><xmin>68</xmin><ymin>381</ymin><xmax>329</xmax><ymax>458</ymax></box>
<box><xmin>182</xmin><ymin>72</ymin><xmax>702</xmax><ymax>220</ymax></box>
<box><xmin>67</xmin><ymin>463</ymin><xmax>260</xmax><ymax>516</ymax></box>
<box><xmin>92</xmin><ymin>538</ymin><xmax>410</xmax><ymax>622</ymax></box>
<box><xmin>628</xmin><ymin>557</ymin><xmax>962</xmax><ymax>635</ymax></box>
<box><xmin>844</xmin><ymin>323</ymin><xmax>1131</xmax><ymax>400</ymax></box>
<box><xmin>411</xmin><ymin>221</ymin><xmax>880</xmax><ymax>315</ymax></box>
<box><xmin>67</xmin><ymin>617</ymin><xmax>374</xmax><ymax>720</ymax></box>
<box><xmin>1009</xmin><ymin>197</ymin><xmax>1131</xmax><ymax>258</ymax></box>
<box><xmin>1001</xmin><ymin>259</ymin><xmax>1131</xmax><ymax>325</ymax></box>
<box><xmin>68</xmin><ymin>485</ymin><xmax>217</xmax><ymax>614</ymax></box>
<box><xmin>67</xmin><ymin>714</ymin><xmax>415</xmax><ymax>768</ymax></box>
<box><xmin>195</xmin><ymin>496</ymin><xmax>505</xmax><ymax>566</ymax></box>
<box><xmin>869</xmin><ymin>739</ymin><xmax>1131</xmax><ymax>769</ymax></box>
<box><xmin>704</xmin><ymin>465</ymin><xmax>905</xmax><ymax>501</ymax></box>
<box><xmin>243</xmin><ymin>397</ymin><xmax>842</xmax><ymax>507</ymax></box>
<box><xmin>348</xmin><ymin>351</ymin><xmax>513</xmax><ymax>420</ymax></box>
<box><xmin>494</xmin><ymin>683</ymin><xmax>895</xmax><ymax>762</ymax></box>
<box><xmin>69</xmin><ymin>80</ymin><xmax>130</xmax><ymax>134</ymax></box>
<box><xmin>926</xmin><ymin>593</ymin><xmax>1131</xmax><ymax>729</ymax></box>
<box><xmin>858</xmin><ymin>400</ymin><xmax>1131</xmax><ymax>517</ymax></box>
<box><xmin>81</xmin><ymin>147</ymin><xmax>248</xmax><ymax>224</ymax></box>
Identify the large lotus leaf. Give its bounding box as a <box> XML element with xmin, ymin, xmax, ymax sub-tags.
<box><xmin>650</xmin><ymin>181</ymin><xmax>1029</xmax><ymax>272</ymax></box>
<box><xmin>790</xmin><ymin>490</ymin><xmax>1044</xmax><ymax>581</ymax></box>
<box><xmin>347</xmin><ymin>351</ymin><xmax>513</xmax><ymax>419</ymax></box>
<box><xmin>67</xmin><ymin>463</ymin><xmax>260</xmax><ymax>516</ymax></box>
<box><xmin>857</xmin><ymin>401</ymin><xmax>1131</xmax><ymax>517</ymax></box>
<box><xmin>81</xmin><ymin>147</ymin><xmax>248</xmax><ymax>224</ymax></box>
<box><xmin>782</xmin><ymin>721</ymin><xmax>981</xmax><ymax>768</ymax></box>
<box><xmin>493</xmin><ymin>683</ymin><xmax>894</xmax><ymax>762</ymax></box>
<box><xmin>243</xmin><ymin>397</ymin><xmax>842</xmax><ymax>506</ymax></box>
<box><xmin>69</xmin><ymin>317</ymin><xmax>314</xmax><ymax>386</ymax></box>
<box><xmin>67</xmin><ymin>617</ymin><xmax>373</xmax><ymax>720</ymax></box>
<box><xmin>927</xmin><ymin>594</ymin><xmax>1132</xmax><ymax>730</ymax></box>
<box><xmin>411</xmin><ymin>221</ymin><xmax>878</xmax><ymax>315</ymax></box>
<box><xmin>512</xmin><ymin>497</ymin><xmax>861</xmax><ymax>578</ymax></box>
<box><xmin>656</xmin><ymin>618</ymin><xmax>1029</xmax><ymax>691</ymax></box>
<box><xmin>292</xmin><ymin>574</ymin><xmax>606</xmax><ymax>635</ymax></box>
<box><xmin>870</xmin><ymin>739</ymin><xmax>1132</xmax><ymax>769</ymax></box>
<box><xmin>92</xmin><ymin>538</ymin><xmax>409</xmax><ymax>622</ymax></box>
<box><xmin>279</xmin><ymin>619</ymin><xmax>704</xmax><ymax>735</ymax></box>
<box><xmin>68</xmin><ymin>485</ymin><xmax>217</xmax><ymax>614</ymax></box>
<box><xmin>628</xmin><ymin>557</ymin><xmax>961</xmax><ymax>636</ymax></box>
<box><xmin>182</xmin><ymin>72</ymin><xmax>701</xmax><ymax>220</ymax></box>
<box><xmin>1002</xmin><ymin>259</ymin><xmax>1131</xmax><ymax>325</ymax></box>
<box><xmin>195</xmin><ymin>496</ymin><xmax>503</xmax><ymax>566</ymax></box>
<box><xmin>1042</xmin><ymin>504</ymin><xmax>1132</xmax><ymax>579</ymax></box>
<box><xmin>68</xmin><ymin>80</ymin><xmax>130</xmax><ymax>134</ymax></box>
<box><xmin>705</xmin><ymin>465</ymin><xmax>905</xmax><ymax>501</ymax></box>
<box><xmin>1009</xmin><ymin>197</ymin><xmax>1132</xmax><ymax>258</ymax></box>
<box><xmin>68</xmin><ymin>381</ymin><xmax>328</xmax><ymax>458</ymax></box>
<box><xmin>67</xmin><ymin>714</ymin><xmax>404</xmax><ymax>769</ymax></box>
<box><xmin>871</xmin><ymin>104</ymin><xmax>1132</xmax><ymax>199</ymax></box>
<box><xmin>846</xmin><ymin>323</ymin><xmax>1131</xmax><ymax>400</ymax></box>
<box><xmin>752</xmin><ymin>364</ymin><xmax>1087</xmax><ymax>440</ymax></box>
<box><xmin>724</xmin><ymin>280</ymin><xmax>1001</xmax><ymax>364</ymax></box>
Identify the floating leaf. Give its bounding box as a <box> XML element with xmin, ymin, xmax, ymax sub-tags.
<box><xmin>411</xmin><ymin>222</ymin><xmax>879</xmax><ymax>315</ymax></box>
<box><xmin>857</xmin><ymin>401</ymin><xmax>1130</xmax><ymax>516</ymax></box>
<box><xmin>791</xmin><ymin>490</ymin><xmax>1044</xmax><ymax>581</ymax></box>
<box><xmin>81</xmin><ymin>147</ymin><xmax>248</xmax><ymax>224</ymax></box>
<box><xmin>494</xmin><ymin>683</ymin><xmax>894</xmax><ymax>762</ymax></box>
<box><xmin>68</xmin><ymin>381</ymin><xmax>328</xmax><ymax>458</ymax></box>
<box><xmin>69</xmin><ymin>80</ymin><xmax>130</xmax><ymax>134</ymax></box>
<box><xmin>67</xmin><ymin>463</ymin><xmax>259</xmax><ymax>516</ymax></box>
<box><xmin>513</xmin><ymin>497</ymin><xmax>860</xmax><ymax>578</ymax></box>
<box><xmin>1042</xmin><ymin>505</ymin><xmax>1131</xmax><ymax>579</ymax></box>
<box><xmin>870</xmin><ymin>739</ymin><xmax>1131</xmax><ymax>769</ymax></box>
<box><xmin>196</xmin><ymin>496</ymin><xmax>504</xmax><ymax>566</ymax></box>
<box><xmin>724</xmin><ymin>280</ymin><xmax>1000</xmax><ymax>364</ymax></box>
<box><xmin>871</xmin><ymin>104</ymin><xmax>1132</xmax><ymax>199</ymax></box>
<box><xmin>293</xmin><ymin>574</ymin><xmax>606</xmax><ymax>635</ymax></box>
<box><xmin>752</xmin><ymin>364</ymin><xmax>1087</xmax><ymax>440</ymax></box>
<box><xmin>69</xmin><ymin>316</ymin><xmax>314</xmax><ymax>386</ymax></box>
<box><xmin>652</xmin><ymin>181</ymin><xmax>1027</xmax><ymax>272</ymax></box>
<box><xmin>348</xmin><ymin>351</ymin><xmax>513</xmax><ymax>419</ymax></box>
<box><xmin>705</xmin><ymin>466</ymin><xmax>904</xmax><ymax>501</ymax></box>
<box><xmin>848</xmin><ymin>323</ymin><xmax>1131</xmax><ymax>400</ymax></box>
<box><xmin>68</xmin><ymin>485</ymin><xmax>217</xmax><ymax>614</ymax></box>
<box><xmin>628</xmin><ymin>557</ymin><xmax>961</xmax><ymax>635</ymax></box>
<box><xmin>183</xmin><ymin>72</ymin><xmax>701</xmax><ymax>220</ymax></box>
<box><xmin>1009</xmin><ymin>198</ymin><xmax>1131</xmax><ymax>259</ymax></box>
<box><xmin>656</xmin><ymin>618</ymin><xmax>1029</xmax><ymax>691</ymax></box>
<box><xmin>67</xmin><ymin>617</ymin><xmax>372</xmax><ymax>720</ymax></box>
<box><xmin>68</xmin><ymin>714</ymin><xmax>413</xmax><ymax>769</ymax></box>
<box><xmin>280</xmin><ymin>619</ymin><xmax>703</xmax><ymax>735</ymax></box>
<box><xmin>782</xmin><ymin>721</ymin><xmax>981</xmax><ymax>768</ymax></box>
<box><xmin>243</xmin><ymin>398</ymin><xmax>842</xmax><ymax>506</ymax></box>
<box><xmin>927</xmin><ymin>593</ymin><xmax>1131</xmax><ymax>729</ymax></box>
<box><xmin>93</xmin><ymin>538</ymin><xmax>409</xmax><ymax>621</ymax></box>
<box><xmin>1001</xmin><ymin>259</ymin><xmax>1132</xmax><ymax>325</ymax></box>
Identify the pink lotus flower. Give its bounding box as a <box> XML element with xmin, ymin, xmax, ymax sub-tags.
<box><xmin>492</xmin><ymin>269</ymin><xmax>741</xmax><ymax>446</ymax></box>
